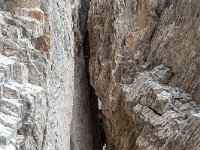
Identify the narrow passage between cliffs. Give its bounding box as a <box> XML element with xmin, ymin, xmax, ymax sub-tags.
<box><xmin>83</xmin><ymin>30</ymin><xmax>107</xmax><ymax>150</ymax></box>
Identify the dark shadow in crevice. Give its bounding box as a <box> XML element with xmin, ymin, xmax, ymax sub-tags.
<box><xmin>83</xmin><ymin>30</ymin><xmax>100</xmax><ymax>150</ymax></box>
<box><xmin>89</xmin><ymin>86</ymin><xmax>100</xmax><ymax>150</ymax></box>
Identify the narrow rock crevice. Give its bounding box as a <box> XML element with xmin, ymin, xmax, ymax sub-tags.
<box><xmin>83</xmin><ymin>29</ymin><xmax>100</xmax><ymax>150</ymax></box>
<box><xmin>83</xmin><ymin>30</ymin><xmax>90</xmax><ymax>85</ymax></box>
<box><xmin>139</xmin><ymin>103</ymin><xmax>162</xmax><ymax>116</ymax></box>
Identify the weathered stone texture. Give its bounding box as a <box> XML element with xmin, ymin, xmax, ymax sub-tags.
<box><xmin>148</xmin><ymin>0</ymin><xmax>200</xmax><ymax>103</ymax></box>
<box><xmin>88</xmin><ymin>0</ymin><xmax>200</xmax><ymax>149</ymax></box>
<box><xmin>70</xmin><ymin>0</ymin><xmax>95</xmax><ymax>149</ymax></box>
<box><xmin>1</xmin><ymin>0</ymin><xmax>200</xmax><ymax>149</ymax></box>
<box><xmin>45</xmin><ymin>0</ymin><xmax>74</xmax><ymax>149</ymax></box>
<box><xmin>0</xmin><ymin>0</ymin><xmax>96</xmax><ymax>149</ymax></box>
<box><xmin>0</xmin><ymin>7</ymin><xmax>48</xmax><ymax>149</ymax></box>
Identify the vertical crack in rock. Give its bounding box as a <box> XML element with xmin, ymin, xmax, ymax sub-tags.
<box><xmin>84</xmin><ymin>30</ymin><xmax>100</xmax><ymax>150</ymax></box>
<box><xmin>70</xmin><ymin>0</ymin><xmax>99</xmax><ymax>149</ymax></box>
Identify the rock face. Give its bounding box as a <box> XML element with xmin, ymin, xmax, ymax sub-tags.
<box><xmin>46</xmin><ymin>0</ymin><xmax>74</xmax><ymax>149</ymax></box>
<box><xmin>0</xmin><ymin>3</ymin><xmax>48</xmax><ymax>149</ymax></box>
<box><xmin>0</xmin><ymin>0</ymin><xmax>200</xmax><ymax>150</ymax></box>
<box><xmin>0</xmin><ymin>0</ymin><xmax>95</xmax><ymax>149</ymax></box>
<box><xmin>88</xmin><ymin>0</ymin><xmax>200</xmax><ymax>149</ymax></box>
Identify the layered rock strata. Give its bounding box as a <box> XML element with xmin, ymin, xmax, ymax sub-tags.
<box><xmin>88</xmin><ymin>0</ymin><xmax>200</xmax><ymax>149</ymax></box>
<box><xmin>0</xmin><ymin>0</ymin><xmax>95</xmax><ymax>149</ymax></box>
<box><xmin>0</xmin><ymin>6</ymin><xmax>48</xmax><ymax>150</ymax></box>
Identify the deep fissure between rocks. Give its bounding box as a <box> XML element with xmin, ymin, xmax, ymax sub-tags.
<box><xmin>83</xmin><ymin>30</ymin><xmax>107</xmax><ymax>150</ymax></box>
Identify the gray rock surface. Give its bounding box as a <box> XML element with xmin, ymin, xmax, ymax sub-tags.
<box><xmin>45</xmin><ymin>0</ymin><xmax>74</xmax><ymax>149</ymax></box>
<box><xmin>88</xmin><ymin>0</ymin><xmax>200</xmax><ymax>149</ymax></box>
<box><xmin>0</xmin><ymin>7</ymin><xmax>47</xmax><ymax>149</ymax></box>
<box><xmin>0</xmin><ymin>0</ymin><xmax>95</xmax><ymax>149</ymax></box>
<box><xmin>1</xmin><ymin>0</ymin><xmax>200</xmax><ymax>149</ymax></box>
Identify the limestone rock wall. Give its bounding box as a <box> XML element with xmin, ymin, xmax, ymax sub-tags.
<box><xmin>88</xmin><ymin>0</ymin><xmax>200</xmax><ymax>149</ymax></box>
<box><xmin>45</xmin><ymin>0</ymin><xmax>74</xmax><ymax>149</ymax></box>
<box><xmin>0</xmin><ymin>0</ymin><xmax>94</xmax><ymax>149</ymax></box>
<box><xmin>0</xmin><ymin>2</ymin><xmax>48</xmax><ymax>149</ymax></box>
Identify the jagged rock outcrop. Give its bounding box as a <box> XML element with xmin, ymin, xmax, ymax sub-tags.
<box><xmin>88</xmin><ymin>0</ymin><xmax>200</xmax><ymax>149</ymax></box>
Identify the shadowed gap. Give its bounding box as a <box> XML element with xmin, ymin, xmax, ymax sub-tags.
<box><xmin>84</xmin><ymin>30</ymin><xmax>100</xmax><ymax>150</ymax></box>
